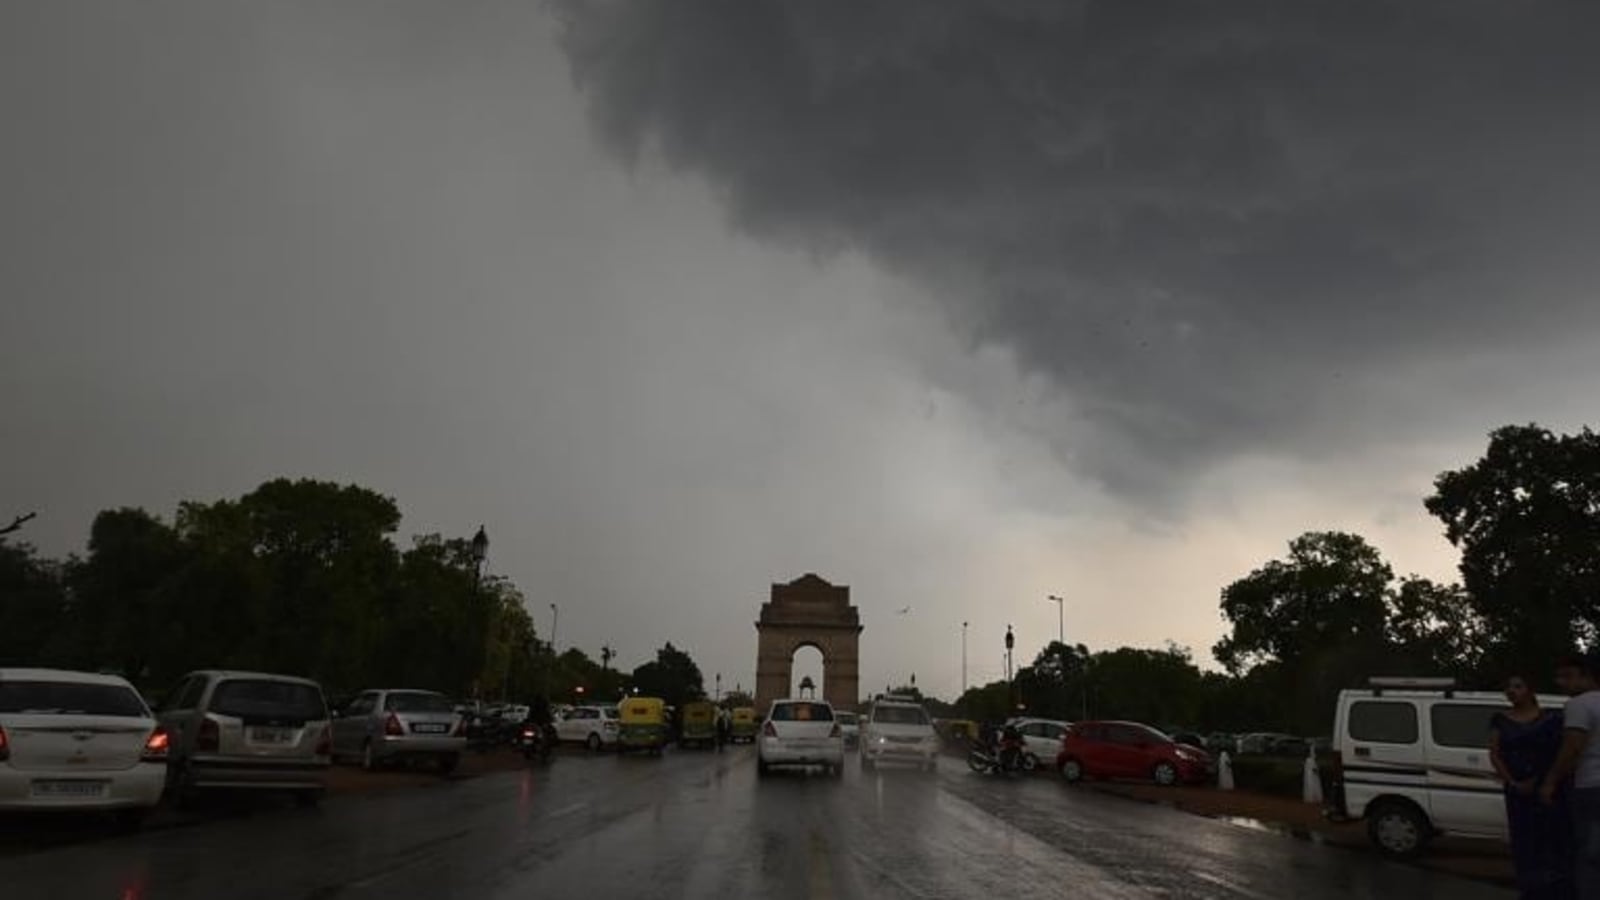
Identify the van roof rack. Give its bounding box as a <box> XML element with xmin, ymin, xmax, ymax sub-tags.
<box><xmin>1367</xmin><ymin>676</ymin><xmax>1455</xmax><ymax>697</ymax></box>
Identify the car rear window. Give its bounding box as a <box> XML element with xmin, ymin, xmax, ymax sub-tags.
<box><xmin>385</xmin><ymin>692</ymin><xmax>454</xmax><ymax>713</ymax></box>
<box><xmin>770</xmin><ymin>702</ymin><xmax>833</xmax><ymax>722</ymax></box>
<box><xmin>836</xmin><ymin>712</ymin><xmax>858</xmax><ymax>725</ymax></box>
<box><xmin>872</xmin><ymin>705</ymin><xmax>929</xmax><ymax>726</ymax></box>
<box><xmin>210</xmin><ymin>679</ymin><xmax>326</xmax><ymax>721</ymax></box>
<box><xmin>0</xmin><ymin>681</ymin><xmax>148</xmax><ymax>717</ymax></box>
<box><xmin>1348</xmin><ymin>700</ymin><xmax>1419</xmax><ymax>744</ymax></box>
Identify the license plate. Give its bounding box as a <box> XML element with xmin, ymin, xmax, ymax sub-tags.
<box><xmin>412</xmin><ymin>723</ymin><xmax>448</xmax><ymax>734</ymax></box>
<box><xmin>32</xmin><ymin>780</ymin><xmax>106</xmax><ymax>798</ymax></box>
<box><xmin>250</xmin><ymin>727</ymin><xmax>294</xmax><ymax>744</ymax></box>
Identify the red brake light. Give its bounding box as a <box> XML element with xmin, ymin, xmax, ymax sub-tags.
<box><xmin>520</xmin><ymin>725</ymin><xmax>534</xmax><ymax>738</ymax></box>
<box><xmin>762</xmin><ymin>721</ymin><xmax>777</xmax><ymax>738</ymax></box>
<box><xmin>384</xmin><ymin>713</ymin><xmax>404</xmax><ymax>736</ymax></box>
<box><xmin>140</xmin><ymin>727</ymin><xmax>171</xmax><ymax>762</ymax></box>
<box><xmin>0</xmin><ymin>725</ymin><xmax>9</xmax><ymax>762</ymax></box>
<box><xmin>315</xmin><ymin>725</ymin><xmax>332</xmax><ymax>757</ymax></box>
<box><xmin>196</xmin><ymin>717</ymin><xmax>220</xmax><ymax>753</ymax></box>
<box><xmin>454</xmin><ymin>717</ymin><xmax>467</xmax><ymax>737</ymax></box>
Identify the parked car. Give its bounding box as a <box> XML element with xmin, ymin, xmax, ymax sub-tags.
<box><xmin>556</xmin><ymin>705</ymin><xmax>619</xmax><ymax>751</ymax></box>
<box><xmin>156</xmin><ymin>670</ymin><xmax>331</xmax><ymax>806</ymax></box>
<box><xmin>0</xmin><ymin>668</ymin><xmax>169</xmax><ymax>827</ymax></box>
<box><xmin>331</xmin><ymin>689</ymin><xmax>465</xmax><ymax>773</ymax></box>
<box><xmin>860</xmin><ymin>697</ymin><xmax>939</xmax><ymax>773</ymax></box>
<box><xmin>1056</xmin><ymin>721</ymin><xmax>1214</xmax><ymax>786</ymax></box>
<box><xmin>1235</xmin><ymin>732</ymin><xmax>1298</xmax><ymax>755</ymax></box>
<box><xmin>1012</xmin><ymin>718</ymin><xmax>1071</xmax><ymax>769</ymax></box>
<box><xmin>758</xmin><ymin>699</ymin><xmax>843</xmax><ymax>777</ymax></box>
<box><xmin>1331</xmin><ymin>677</ymin><xmax>1553</xmax><ymax>859</ymax></box>
<box><xmin>1204</xmin><ymin>732</ymin><xmax>1237</xmax><ymax>755</ymax></box>
<box><xmin>1266</xmin><ymin>735</ymin><xmax>1312</xmax><ymax>758</ymax></box>
<box><xmin>835</xmin><ymin>710</ymin><xmax>861</xmax><ymax>749</ymax></box>
<box><xmin>1168</xmin><ymin>730</ymin><xmax>1207</xmax><ymax>751</ymax></box>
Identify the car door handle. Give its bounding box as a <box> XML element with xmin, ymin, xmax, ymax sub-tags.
<box><xmin>1354</xmin><ymin>746</ymin><xmax>1371</xmax><ymax>758</ymax></box>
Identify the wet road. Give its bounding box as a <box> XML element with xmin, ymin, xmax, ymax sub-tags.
<box><xmin>0</xmin><ymin>748</ymin><xmax>1512</xmax><ymax>900</ymax></box>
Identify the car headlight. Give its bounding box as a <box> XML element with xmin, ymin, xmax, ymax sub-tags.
<box><xmin>876</xmin><ymin>736</ymin><xmax>888</xmax><ymax>746</ymax></box>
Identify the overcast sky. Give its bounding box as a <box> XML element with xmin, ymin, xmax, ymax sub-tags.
<box><xmin>6</xmin><ymin>1</ymin><xmax>1600</xmax><ymax>700</ymax></box>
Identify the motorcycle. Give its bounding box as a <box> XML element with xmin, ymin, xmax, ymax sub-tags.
<box><xmin>967</xmin><ymin>728</ymin><xmax>1033</xmax><ymax>776</ymax></box>
<box><xmin>518</xmin><ymin>722</ymin><xmax>557</xmax><ymax>764</ymax></box>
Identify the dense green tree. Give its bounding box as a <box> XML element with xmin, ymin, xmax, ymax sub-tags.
<box><xmin>1426</xmin><ymin>424</ymin><xmax>1600</xmax><ymax>672</ymax></box>
<box><xmin>0</xmin><ymin>542</ymin><xmax>69</xmax><ymax>666</ymax></box>
<box><xmin>630</xmin><ymin>642</ymin><xmax>705</xmax><ymax>707</ymax></box>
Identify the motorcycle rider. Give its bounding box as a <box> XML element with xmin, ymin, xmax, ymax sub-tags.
<box><xmin>522</xmin><ymin>695</ymin><xmax>557</xmax><ymax>758</ymax></box>
<box><xmin>997</xmin><ymin>721</ymin><xmax>1025</xmax><ymax>772</ymax></box>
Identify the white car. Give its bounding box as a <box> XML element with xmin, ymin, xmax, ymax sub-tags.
<box><xmin>835</xmin><ymin>711</ymin><xmax>861</xmax><ymax>748</ymax></box>
<box><xmin>1332</xmin><ymin>677</ymin><xmax>1560</xmax><ymax>859</ymax></box>
<box><xmin>860</xmin><ymin>698</ymin><xmax>939</xmax><ymax>772</ymax></box>
<box><xmin>0</xmin><ymin>668</ymin><xmax>169</xmax><ymax>826</ymax></box>
<box><xmin>1012</xmin><ymin>718</ymin><xmax>1071</xmax><ymax>770</ymax></box>
<box><xmin>556</xmin><ymin>705</ymin><xmax>619</xmax><ymax>750</ymax></box>
<box><xmin>757</xmin><ymin>699</ymin><xmax>844</xmax><ymax>777</ymax></box>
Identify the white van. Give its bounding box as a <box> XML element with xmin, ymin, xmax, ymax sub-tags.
<box><xmin>1333</xmin><ymin>677</ymin><xmax>1565</xmax><ymax>858</ymax></box>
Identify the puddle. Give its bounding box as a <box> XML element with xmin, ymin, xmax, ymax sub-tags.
<box><xmin>1211</xmin><ymin>814</ymin><xmax>1324</xmax><ymax>844</ymax></box>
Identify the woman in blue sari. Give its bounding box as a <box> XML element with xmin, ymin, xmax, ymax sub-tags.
<box><xmin>1491</xmin><ymin>674</ymin><xmax>1574</xmax><ymax>900</ymax></box>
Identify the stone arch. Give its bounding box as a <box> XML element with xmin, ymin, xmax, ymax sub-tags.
<box><xmin>754</xmin><ymin>574</ymin><xmax>862</xmax><ymax>712</ymax></box>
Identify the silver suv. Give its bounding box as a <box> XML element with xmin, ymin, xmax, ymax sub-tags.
<box><xmin>331</xmin><ymin>689</ymin><xmax>465</xmax><ymax>773</ymax></box>
<box><xmin>156</xmin><ymin>670</ymin><xmax>331</xmax><ymax>806</ymax></box>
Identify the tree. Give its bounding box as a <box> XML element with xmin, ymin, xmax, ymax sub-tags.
<box><xmin>66</xmin><ymin>508</ymin><xmax>188</xmax><ymax>681</ymax></box>
<box><xmin>1426</xmin><ymin>424</ymin><xmax>1600</xmax><ymax>671</ymax></box>
<box><xmin>630</xmin><ymin>642</ymin><xmax>705</xmax><ymax>708</ymax></box>
<box><xmin>0</xmin><ymin>542</ymin><xmax>69</xmax><ymax>666</ymax></box>
<box><xmin>1214</xmin><ymin>531</ymin><xmax>1393</xmax><ymax>675</ymax></box>
<box><xmin>1387</xmin><ymin>576</ymin><xmax>1485</xmax><ymax>678</ymax></box>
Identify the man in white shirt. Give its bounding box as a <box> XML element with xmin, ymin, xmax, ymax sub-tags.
<box><xmin>1544</xmin><ymin>655</ymin><xmax>1600</xmax><ymax>899</ymax></box>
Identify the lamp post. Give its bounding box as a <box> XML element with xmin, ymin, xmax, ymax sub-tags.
<box><xmin>715</xmin><ymin>672</ymin><xmax>722</xmax><ymax>703</ymax></box>
<box><xmin>549</xmin><ymin>603</ymin><xmax>560</xmax><ymax>654</ymax></box>
<box><xmin>1047</xmin><ymin>594</ymin><xmax>1064</xmax><ymax>645</ymax></box>
<box><xmin>470</xmin><ymin>525</ymin><xmax>489</xmax><ymax>591</ymax></box>
<box><xmin>961</xmin><ymin>621</ymin><xmax>969</xmax><ymax>700</ymax></box>
<box><xmin>1004</xmin><ymin>624</ymin><xmax>1015</xmax><ymax>708</ymax></box>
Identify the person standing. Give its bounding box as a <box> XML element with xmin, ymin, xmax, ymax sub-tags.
<box><xmin>1543</xmin><ymin>656</ymin><xmax>1600</xmax><ymax>899</ymax></box>
<box><xmin>1492</xmin><ymin>675</ymin><xmax>1572</xmax><ymax>900</ymax></box>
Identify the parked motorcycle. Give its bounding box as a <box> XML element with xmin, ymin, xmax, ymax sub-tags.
<box><xmin>967</xmin><ymin>726</ymin><xmax>1033</xmax><ymax>775</ymax></box>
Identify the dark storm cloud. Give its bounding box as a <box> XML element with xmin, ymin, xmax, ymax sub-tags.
<box><xmin>553</xmin><ymin>0</ymin><xmax>1600</xmax><ymax>498</ymax></box>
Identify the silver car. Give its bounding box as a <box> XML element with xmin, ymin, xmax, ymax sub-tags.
<box><xmin>156</xmin><ymin>670</ymin><xmax>331</xmax><ymax>806</ymax></box>
<box><xmin>331</xmin><ymin>689</ymin><xmax>465</xmax><ymax>773</ymax></box>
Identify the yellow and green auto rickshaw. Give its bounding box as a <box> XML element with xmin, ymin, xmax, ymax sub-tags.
<box><xmin>679</xmin><ymin>700</ymin><xmax>717</xmax><ymax>749</ymax></box>
<box><xmin>618</xmin><ymin>696</ymin><xmax>669</xmax><ymax>755</ymax></box>
<box><xmin>729</xmin><ymin>706</ymin><xmax>757</xmax><ymax>744</ymax></box>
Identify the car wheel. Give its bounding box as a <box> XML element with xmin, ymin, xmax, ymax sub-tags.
<box><xmin>586</xmin><ymin>733</ymin><xmax>602</xmax><ymax>752</ymax></box>
<box><xmin>1059</xmin><ymin>758</ymin><xmax>1084</xmax><ymax>783</ymax></box>
<box><xmin>437</xmin><ymin>753</ymin><xmax>460</xmax><ymax>775</ymax></box>
<box><xmin>293</xmin><ymin>789</ymin><xmax>325</xmax><ymax>810</ymax></box>
<box><xmin>361</xmin><ymin>740</ymin><xmax>380</xmax><ymax>772</ymax></box>
<box><xmin>1152</xmin><ymin>761</ymin><xmax>1179</xmax><ymax>786</ymax></box>
<box><xmin>1368</xmin><ymin>801</ymin><xmax>1432</xmax><ymax>860</ymax></box>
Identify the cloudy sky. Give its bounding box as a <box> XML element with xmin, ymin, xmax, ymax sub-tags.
<box><xmin>6</xmin><ymin>1</ymin><xmax>1600</xmax><ymax>700</ymax></box>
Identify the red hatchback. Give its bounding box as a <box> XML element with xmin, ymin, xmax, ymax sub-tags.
<box><xmin>1056</xmin><ymin>721</ymin><xmax>1213</xmax><ymax>786</ymax></box>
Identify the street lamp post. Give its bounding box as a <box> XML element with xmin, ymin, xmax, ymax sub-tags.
<box><xmin>549</xmin><ymin>603</ymin><xmax>560</xmax><ymax>654</ymax></box>
<box><xmin>715</xmin><ymin>672</ymin><xmax>722</xmax><ymax>703</ymax></box>
<box><xmin>961</xmin><ymin>621</ymin><xmax>969</xmax><ymax>700</ymax></box>
<box><xmin>1047</xmin><ymin>594</ymin><xmax>1064</xmax><ymax>645</ymax></box>
<box><xmin>1004</xmin><ymin>625</ymin><xmax>1015</xmax><ymax>708</ymax></box>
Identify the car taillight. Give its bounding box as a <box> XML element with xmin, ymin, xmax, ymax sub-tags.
<box><xmin>140</xmin><ymin>727</ymin><xmax>172</xmax><ymax>762</ymax></box>
<box><xmin>520</xmin><ymin>725</ymin><xmax>535</xmax><ymax>738</ymax></box>
<box><xmin>762</xmin><ymin>722</ymin><xmax>777</xmax><ymax>738</ymax></box>
<box><xmin>0</xmin><ymin>725</ymin><xmax>9</xmax><ymax>762</ymax></box>
<box><xmin>196</xmin><ymin>717</ymin><xmax>220</xmax><ymax>753</ymax></box>
<box><xmin>384</xmin><ymin>713</ymin><xmax>404</xmax><ymax>736</ymax></box>
<box><xmin>315</xmin><ymin>725</ymin><xmax>332</xmax><ymax>757</ymax></box>
<box><xmin>453</xmin><ymin>717</ymin><xmax>467</xmax><ymax>737</ymax></box>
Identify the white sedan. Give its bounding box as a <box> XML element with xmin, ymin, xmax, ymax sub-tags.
<box><xmin>0</xmin><ymin>668</ymin><xmax>169</xmax><ymax>826</ymax></box>
<box><xmin>757</xmin><ymin>700</ymin><xmax>844</xmax><ymax>777</ymax></box>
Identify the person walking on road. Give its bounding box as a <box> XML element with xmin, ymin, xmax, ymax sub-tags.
<box><xmin>1544</xmin><ymin>656</ymin><xmax>1600</xmax><ymax>899</ymax></box>
<box><xmin>1492</xmin><ymin>674</ymin><xmax>1573</xmax><ymax>900</ymax></box>
<box><xmin>715</xmin><ymin>708</ymin><xmax>732</xmax><ymax>751</ymax></box>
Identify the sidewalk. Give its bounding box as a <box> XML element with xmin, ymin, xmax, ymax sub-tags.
<box><xmin>1083</xmin><ymin>781</ymin><xmax>1514</xmax><ymax>886</ymax></box>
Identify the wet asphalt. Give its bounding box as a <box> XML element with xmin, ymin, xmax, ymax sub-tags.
<box><xmin>0</xmin><ymin>747</ymin><xmax>1513</xmax><ymax>900</ymax></box>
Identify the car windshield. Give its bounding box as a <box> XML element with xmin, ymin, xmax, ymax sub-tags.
<box><xmin>210</xmin><ymin>679</ymin><xmax>325</xmax><ymax>720</ymax></box>
<box><xmin>836</xmin><ymin>712</ymin><xmax>857</xmax><ymax>725</ymax></box>
<box><xmin>0</xmin><ymin>681</ymin><xmax>148</xmax><ymax>717</ymax></box>
<box><xmin>770</xmin><ymin>703</ymin><xmax>832</xmax><ymax>722</ymax></box>
<box><xmin>872</xmin><ymin>706</ymin><xmax>929</xmax><ymax>726</ymax></box>
<box><xmin>385</xmin><ymin>692</ymin><xmax>454</xmax><ymax>713</ymax></box>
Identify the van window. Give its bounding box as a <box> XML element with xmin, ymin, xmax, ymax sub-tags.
<box><xmin>1349</xmin><ymin>701</ymin><xmax>1419</xmax><ymax>744</ymax></box>
<box><xmin>1431</xmin><ymin>703</ymin><xmax>1504</xmax><ymax>749</ymax></box>
<box><xmin>210</xmin><ymin>679</ymin><xmax>325</xmax><ymax>721</ymax></box>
